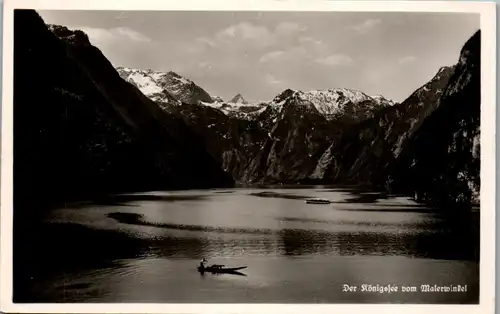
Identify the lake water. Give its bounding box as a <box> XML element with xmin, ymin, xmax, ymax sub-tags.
<box><xmin>15</xmin><ymin>187</ymin><xmax>479</xmax><ymax>303</ymax></box>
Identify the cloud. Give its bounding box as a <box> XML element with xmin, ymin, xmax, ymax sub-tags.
<box><xmin>259</xmin><ymin>50</ymin><xmax>285</xmax><ymax>63</ymax></box>
<box><xmin>257</xmin><ymin>46</ymin><xmax>311</xmax><ymax>72</ymax></box>
<box><xmin>215</xmin><ymin>22</ymin><xmax>274</xmax><ymax>48</ymax></box>
<box><xmin>198</xmin><ymin>61</ymin><xmax>212</xmax><ymax>70</ymax></box>
<box><xmin>298</xmin><ymin>37</ymin><xmax>323</xmax><ymax>45</ymax></box>
<box><xmin>349</xmin><ymin>19</ymin><xmax>381</xmax><ymax>34</ymax></box>
<box><xmin>114</xmin><ymin>12</ymin><xmax>129</xmax><ymax>20</ymax></box>
<box><xmin>114</xmin><ymin>27</ymin><xmax>151</xmax><ymax>42</ymax></box>
<box><xmin>364</xmin><ymin>70</ymin><xmax>384</xmax><ymax>83</ymax></box>
<box><xmin>275</xmin><ymin>22</ymin><xmax>306</xmax><ymax>36</ymax></box>
<box><xmin>398</xmin><ymin>55</ymin><xmax>417</xmax><ymax>65</ymax></box>
<box><xmin>298</xmin><ymin>37</ymin><xmax>329</xmax><ymax>55</ymax></box>
<box><xmin>183</xmin><ymin>37</ymin><xmax>219</xmax><ymax>54</ymax></box>
<box><xmin>78</xmin><ymin>26</ymin><xmax>151</xmax><ymax>43</ymax></box>
<box><xmin>195</xmin><ymin>37</ymin><xmax>217</xmax><ymax>48</ymax></box>
<box><xmin>265</xmin><ymin>73</ymin><xmax>282</xmax><ymax>85</ymax></box>
<box><xmin>315</xmin><ymin>54</ymin><xmax>354</xmax><ymax>67</ymax></box>
<box><xmin>196</xmin><ymin>37</ymin><xmax>217</xmax><ymax>47</ymax></box>
<box><xmin>187</xmin><ymin>21</ymin><xmax>309</xmax><ymax>55</ymax></box>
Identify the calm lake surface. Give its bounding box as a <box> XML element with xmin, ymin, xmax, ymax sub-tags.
<box><xmin>16</xmin><ymin>187</ymin><xmax>479</xmax><ymax>303</ymax></box>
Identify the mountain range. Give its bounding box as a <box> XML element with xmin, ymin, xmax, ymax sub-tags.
<box><xmin>118</xmin><ymin>67</ymin><xmax>396</xmax><ymax>121</ymax></box>
<box><xmin>14</xmin><ymin>9</ymin><xmax>481</xmax><ymax>210</ymax></box>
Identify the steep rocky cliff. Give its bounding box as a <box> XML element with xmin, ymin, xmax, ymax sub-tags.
<box><xmin>116</xmin><ymin>65</ymin><xmax>395</xmax><ymax>184</ymax></box>
<box><xmin>308</xmin><ymin>30</ymin><xmax>481</xmax><ymax>209</ymax></box>
<box><xmin>14</xmin><ymin>10</ymin><xmax>233</xmax><ymax>210</ymax></box>
<box><xmin>172</xmin><ymin>104</ymin><xmax>268</xmax><ymax>182</ymax></box>
<box><xmin>389</xmin><ymin>30</ymin><xmax>481</xmax><ymax>207</ymax></box>
<box><xmin>308</xmin><ymin>65</ymin><xmax>455</xmax><ymax>185</ymax></box>
<box><xmin>161</xmin><ymin>88</ymin><xmax>393</xmax><ymax>184</ymax></box>
<box><xmin>241</xmin><ymin>90</ymin><xmax>338</xmax><ymax>183</ymax></box>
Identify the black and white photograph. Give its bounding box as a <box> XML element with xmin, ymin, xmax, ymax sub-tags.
<box><xmin>0</xmin><ymin>0</ymin><xmax>496</xmax><ymax>313</ymax></box>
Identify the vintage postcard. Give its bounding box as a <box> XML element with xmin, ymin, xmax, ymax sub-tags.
<box><xmin>0</xmin><ymin>0</ymin><xmax>496</xmax><ymax>313</ymax></box>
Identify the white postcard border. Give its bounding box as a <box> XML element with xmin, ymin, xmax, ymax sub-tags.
<box><xmin>0</xmin><ymin>1</ymin><xmax>496</xmax><ymax>313</ymax></box>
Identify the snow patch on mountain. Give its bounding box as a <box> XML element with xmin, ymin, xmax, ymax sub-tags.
<box><xmin>301</xmin><ymin>88</ymin><xmax>371</xmax><ymax>116</ymax></box>
<box><xmin>116</xmin><ymin>67</ymin><xmax>212</xmax><ymax>105</ymax></box>
<box><xmin>198</xmin><ymin>93</ymin><xmax>268</xmax><ymax>120</ymax></box>
<box><xmin>127</xmin><ymin>72</ymin><xmax>163</xmax><ymax>96</ymax></box>
<box><xmin>171</xmin><ymin>74</ymin><xmax>191</xmax><ymax>85</ymax></box>
<box><xmin>212</xmin><ymin>96</ymin><xmax>224</xmax><ymax>102</ymax></box>
<box><xmin>372</xmin><ymin>94</ymin><xmax>396</xmax><ymax>106</ymax></box>
<box><xmin>267</xmin><ymin>88</ymin><xmax>394</xmax><ymax>120</ymax></box>
<box><xmin>200</xmin><ymin>100</ymin><xmax>267</xmax><ymax>120</ymax></box>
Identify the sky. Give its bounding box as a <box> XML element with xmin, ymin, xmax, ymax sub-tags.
<box><xmin>38</xmin><ymin>10</ymin><xmax>479</xmax><ymax>103</ymax></box>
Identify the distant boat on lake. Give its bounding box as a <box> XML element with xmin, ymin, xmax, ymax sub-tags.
<box><xmin>305</xmin><ymin>198</ymin><xmax>331</xmax><ymax>204</ymax></box>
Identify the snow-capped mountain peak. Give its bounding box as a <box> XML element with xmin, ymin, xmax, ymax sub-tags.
<box><xmin>229</xmin><ymin>93</ymin><xmax>248</xmax><ymax>104</ymax></box>
<box><xmin>116</xmin><ymin>67</ymin><xmax>173</xmax><ymax>104</ymax></box>
<box><xmin>166</xmin><ymin>71</ymin><xmax>193</xmax><ymax>86</ymax></box>
<box><xmin>200</xmin><ymin>99</ymin><xmax>267</xmax><ymax>120</ymax></box>
<box><xmin>116</xmin><ymin>66</ymin><xmax>394</xmax><ymax>122</ymax></box>
<box><xmin>371</xmin><ymin>94</ymin><xmax>396</xmax><ymax>106</ymax></box>
<box><xmin>268</xmin><ymin>87</ymin><xmax>394</xmax><ymax>120</ymax></box>
<box><xmin>117</xmin><ymin>67</ymin><xmax>213</xmax><ymax>105</ymax></box>
<box><xmin>212</xmin><ymin>96</ymin><xmax>224</xmax><ymax>103</ymax></box>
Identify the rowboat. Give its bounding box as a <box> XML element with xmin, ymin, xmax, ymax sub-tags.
<box><xmin>197</xmin><ymin>265</ymin><xmax>247</xmax><ymax>275</ymax></box>
<box><xmin>305</xmin><ymin>198</ymin><xmax>331</xmax><ymax>204</ymax></box>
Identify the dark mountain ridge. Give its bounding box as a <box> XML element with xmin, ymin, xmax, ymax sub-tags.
<box><xmin>309</xmin><ymin>30</ymin><xmax>481</xmax><ymax>209</ymax></box>
<box><xmin>14</xmin><ymin>10</ymin><xmax>234</xmax><ymax>214</ymax></box>
<box><xmin>389</xmin><ymin>30</ymin><xmax>481</xmax><ymax>208</ymax></box>
<box><xmin>307</xmin><ymin>65</ymin><xmax>456</xmax><ymax>186</ymax></box>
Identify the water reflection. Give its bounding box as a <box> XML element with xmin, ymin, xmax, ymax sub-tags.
<box><xmin>276</xmin><ymin>229</ymin><xmax>477</xmax><ymax>260</ymax></box>
<box><xmin>342</xmin><ymin>192</ymin><xmax>391</xmax><ymax>203</ymax></box>
<box><xmin>107</xmin><ymin>212</ymin><xmax>276</xmax><ymax>235</ymax></box>
<box><xmin>64</xmin><ymin>193</ymin><xmax>210</xmax><ymax>209</ymax></box>
<box><xmin>249</xmin><ymin>191</ymin><xmax>310</xmax><ymax>200</ymax></box>
<box><xmin>276</xmin><ymin>216</ymin><xmax>438</xmax><ymax>228</ymax></box>
<box><xmin>14</xmin><ymin>187</ymin><xmax>480</xmax><ymax>303</ymax></box>
<box><xmin>336</xmin><ymin>207</ymin><xmax>436</xmax><ymax>213</ymax></box>
<box><xmin>199</xmin><ymin>271</ymin><xmax>247</xmax><ymax>277</ymax></box>
<box><xmin>29</xmin><ymin>221</ymin><xmax>476</xmax><ymax>265</ymax></box>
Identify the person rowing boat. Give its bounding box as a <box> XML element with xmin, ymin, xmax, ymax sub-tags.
<box><xmin>199</xmin><ymin>258</ymin><xmax>207</xmax><ymax>270</ymax></box>
<box><xmin>199</xmin><ymin>258</ymin><xmax>224</xmax><ymax>271</ymax></box>
<box><xmin>197</xmin><ymin>259</ymin><xmax>248</xmax><ymax>276</ymax></box>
